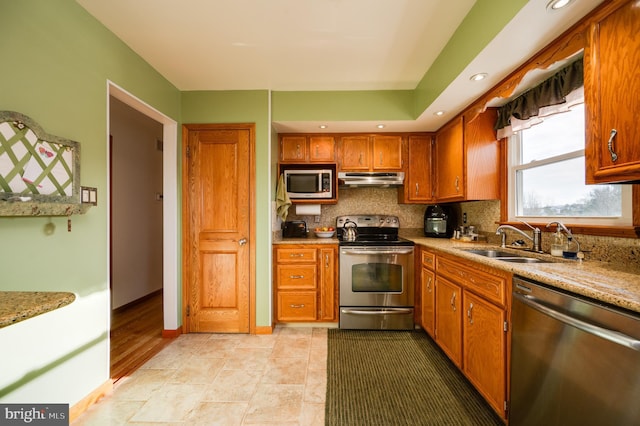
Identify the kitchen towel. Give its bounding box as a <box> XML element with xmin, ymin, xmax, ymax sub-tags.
<box><xmin>275</xmin><ymin>173</ymin><xmax>291</xmax><ymax>221</ymax></box>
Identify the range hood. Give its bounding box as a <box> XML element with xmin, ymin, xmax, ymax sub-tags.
<box><xmin>338</xmin><ymin>172</ymin><xmax>405</xmax><ymax>188</ymax></box>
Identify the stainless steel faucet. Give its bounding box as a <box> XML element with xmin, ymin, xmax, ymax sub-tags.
<box><xmin>546</xmin><ymin>221</ymin><xmax>572</xmax><ymax>238</ymax></box>
<box><xmin>546</xmin><ymin>221</ymin><xmax>581</xmax><ymax>254</ymax></box>
<box><xmin>495</xmin><ymin>221</ymin><xmax>542</xmax><ymax>252</ymax></box>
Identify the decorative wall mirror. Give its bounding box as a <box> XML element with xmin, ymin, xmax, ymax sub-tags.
<box><xmin>0</xmin><ymin>111</ymin><xmax>80</xmax><ymax>203</ymax></box>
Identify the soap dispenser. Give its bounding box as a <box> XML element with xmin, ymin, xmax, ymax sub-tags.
<box><xmin>550</xmin><ymin>230</ymin><xmax>567</xmax><ymax>257</ymax></box>
<box><xmin>562</xmin><ymin>236</ymin><xmax>580</xmax><ymax>259</ymax></box>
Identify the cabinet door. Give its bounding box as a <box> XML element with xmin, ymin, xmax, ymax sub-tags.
<box><xmin>309</xmin><ymin>136</ymin><xmax>335</xmax><ymax>162</ymax></box>
<box><xmin>434</xmin><ymin>117</ymin><xmax>464</xmax><ymax>201</ymax></box>
<box><xmin>340</xmin><ymin>136</ymin><xmax>371</xmax><ymax>170</ymax></box>
<box><xmin>421</xmin><ymin>267</ymin><xmax>435</xmax><ymax>338</ymax></box>
<box><xmin>463</xmin><ymin>291</ymin><xmax>506</xmax><ymax>417</ymax></box>
<box><xmin>319</xmin><ymin>247</ymin><xmax>337</xmax><ymax>321</ymax></box>
<box><xmin>280</xmin><ymin>136</ymin><xmax>307</xmax><ymax>162</ymax></box>
<box><xmin>372</xmin><ymin>135</ymin><xmax>403</xmax><ymax>171</ymax></box>
<box><xmin>435</xmin><ymin>276</ymin><xmax>462</xmax><ymax>367</ymax></box>
<box><xmin>585</xmin><ymin>1</ymin><xmax>640</xmax><ymax>183</ymax></box>
<box><xmin>402</xmin><ymin>135</ymin><xmax>433</xmax><ymax>202</ymax></box>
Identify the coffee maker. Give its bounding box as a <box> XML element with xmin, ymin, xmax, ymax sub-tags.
<box><xmin>424</xmin><ymin>204</ymin><xmax>454</xmax><ymax>238</ymax></box>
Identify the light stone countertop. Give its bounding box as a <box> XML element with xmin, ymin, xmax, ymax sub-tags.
<box><xmin>403</xmin><ymin>232</ymin><xmax>640</xmax><ymax>315</ymax></box>
<box><xmin>0</xmin><ymin>291</ymin><xmax>76</xmax><ymax>328</ymax></box>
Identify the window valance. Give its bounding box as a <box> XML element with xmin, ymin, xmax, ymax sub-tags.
<box><xmin>495</xmin><ymin>57</ymin><xmax>583</xmax><ymax>138</ymax></box>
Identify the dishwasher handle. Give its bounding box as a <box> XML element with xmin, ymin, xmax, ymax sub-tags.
<box><xmin>514</xmin><ymin>292</ymin><xmax>640</xmax><ymax>352</ymax></box>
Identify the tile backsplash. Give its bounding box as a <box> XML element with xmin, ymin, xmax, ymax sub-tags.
<box><xmin>275</xmin><ymin>189</ymin><xmax>639</xmax><ymax>269</ymax></box>
<box><xmin>283</xmin><ymin>187</ymin><xmax>426</xmax><ymax>229</ymax></box>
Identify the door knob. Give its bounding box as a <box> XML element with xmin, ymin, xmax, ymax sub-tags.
<box><xmin>238</xmin><ymin>238</ymin><xmax>247</xmax><ymax>246</ymax></box>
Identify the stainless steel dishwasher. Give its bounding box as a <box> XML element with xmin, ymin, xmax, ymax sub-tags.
<box><xmin>510</xmin><ymin>276</ymin><xmax>640</xmax><ymax>426</ymax></box>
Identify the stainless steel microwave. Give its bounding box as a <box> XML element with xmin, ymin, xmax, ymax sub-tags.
<box><xmin>284</xmin><ymin>168</ymin><xmax>333</xmax><ymax>199</ymax></box>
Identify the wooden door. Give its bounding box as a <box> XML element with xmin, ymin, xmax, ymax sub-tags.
<box><xmin>184</xmin><ymin>124</ymin><xmax>254</xmax><ymax>333</ymax></box>
<box><xmin>463</xmin><ymin>291</ymin><xmax>506</xmax><ymax>417</ymax></box>
<box><xmin>372</xmin><ymin>135</ymin><xmax>403</xmax><ymax>170</ymax></box>
<box><xmin>402</xmin><ymin>135</ymin><xmax>433</xmax><ymax>202</ymax></box>
<box><xmin>585</xmin><ymin>0</ymin><xmax>640</xmax><ymax>183</ymax></box>
<box><xmin>435</xmin><ymin>276</ymin><xmax>462</xmax><ymax>367</ymax></box>
<box><xmin>434</xmin><ymin>117</ymin><xmax>464</xmax><ymax>201</ymax></box>
<box><xmin>340</xmin><ymin>136</ymin><xmax>370</xmax><ymax>170</ymax></box>
<box><xmin>309</xmin><ymin>136</ymin><xmax>335</xmax><ymax>162</ymax></box>
<box><xmin>421</xmin><ymin>267</ymin><xmax>435</xmax><ymax>338</ymax></box>
<box><xmin>280</xmin><ymin>136</ymin><xmax>307</xmax><ymax>162</ymax></box>
<box><xmin>319</xmin><ymin>246</ymin><xmax>337</xmax><ymax>321</ymax></box>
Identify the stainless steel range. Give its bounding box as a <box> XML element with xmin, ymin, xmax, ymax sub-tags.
<box><xmin>337</xmin><ymin>214</ymin><xmax>415</xmax><ymax>330</ymax></box>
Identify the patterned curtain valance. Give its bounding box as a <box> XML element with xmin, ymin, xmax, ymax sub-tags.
<box><xmin>495</xmin><ymin>57</ymin><xmax>584</xmax><ymax>134</ymax></box>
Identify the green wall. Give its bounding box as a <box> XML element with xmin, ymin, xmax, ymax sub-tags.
<box><xmin>0</xmin><ymin>0</ymin><xmax>179</xmax><ymax>405</ymax></box>
<box><xmin>181</xmin><ymin>91</ymin><xmax>271</xmax><ymax>326</ymax></box>
<box><xmin>414</xmin><ymin>0</ymin><xmax>529</xmax><ymax>115</ymax></box>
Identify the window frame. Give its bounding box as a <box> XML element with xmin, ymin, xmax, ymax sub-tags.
<box><xmin>502</xmin><ymin>131</ymin><xmax>638</xmax><ymax>238</ymax></box>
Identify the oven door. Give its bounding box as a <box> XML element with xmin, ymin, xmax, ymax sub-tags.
<box><xmin>339</xmin><ymin>245</ymin><xmax>414</xmax><ymax>329</ymax></box>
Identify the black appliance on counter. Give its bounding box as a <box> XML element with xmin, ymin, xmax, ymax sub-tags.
<box><xmin>424</xmin><ymin>204</ymin><xmax>454</xmax><ymax>238</ymax></box>
<box><xmin>282</xmin><ymin>220</ymin><xmax>308</xmax><ymax>238</ymax></box>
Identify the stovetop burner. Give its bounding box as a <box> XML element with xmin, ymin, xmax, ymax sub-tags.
<box><xmin>336</xmin><ymin>214</ymin><xmax>415</xmax><ymax>247</ymax></box>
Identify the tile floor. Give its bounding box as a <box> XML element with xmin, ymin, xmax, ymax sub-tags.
<box><xmin>73</xmin><ymin>327</ymin><xmax>328</xmax><ymax>425</ymax></box>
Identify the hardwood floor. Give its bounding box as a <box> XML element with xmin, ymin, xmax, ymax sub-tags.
<box><xmin>110</xmin><ymin>291</ymin><xmax>174</xmax><ymax>382</ymax></box>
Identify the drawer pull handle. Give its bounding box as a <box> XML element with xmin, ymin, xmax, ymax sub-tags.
<box><xmin>290</xmin><ymin>304</ymin><xmax>305</xmax><ymax>309</ymax></box>
<box><xmin>450</xmin><ymin>292</ymin><xmax>457</xmax><ymax>311</ymax></box>
<box><xmin>467</xmin><ymin>303</ymin><xmax>474</xmax><ymax>324</ymax></box>
<box><xmin>289</xmin><ymin>253</ymin><xmax>305</xmax><ymax>257</ymax></box>
<box><xmin>290</xmin><ymin>275</ymin><xmax>305</xmax><ymax>279</ymax></box>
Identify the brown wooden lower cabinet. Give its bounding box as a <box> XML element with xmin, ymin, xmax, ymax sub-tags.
<box><xmin>421</xmin><ymin>246</ymin><xmax>511</xmax><ymax>420</ymax></box>
<box><xmin>273</xmin><ymin>244</ymin><xmax>338</xmax><ymax>323</ymax></box>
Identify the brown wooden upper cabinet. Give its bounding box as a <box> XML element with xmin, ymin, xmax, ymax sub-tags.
<box><xmin>280</xmin><ymin>135</ymin><xmax>336</xmax><ymax>163</ymax></box>
<box><xmin>584</xmin><ymin>0</ymin><xmax>640</xmax><ymax>183</ymax></box>
<box><xmin>434</xmin><ymin>117</ymin><xmax>464</xmax><ymax>202</ymax></box>
<box><xmin>433</xmin><ymin>110</ymin><xmax>500</xmax><ymax>203</ymax></box>
<box><xmin>399</xmin><ymin>134</ymin><xmax>434</xmax><ymax>203</ymax></box>
<box><xmin>339</xmin><ymin>135</ymin><xmax>403</xmax><ymax>171</ymax></box>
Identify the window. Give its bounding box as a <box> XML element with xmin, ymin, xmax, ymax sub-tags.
<box><xmin>508</xmin><ymin>102</ymin><xmax>632</xmax><ymax>226</ymax></box>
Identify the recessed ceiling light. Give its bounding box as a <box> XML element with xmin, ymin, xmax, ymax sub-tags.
<box><xmin>319</xmin><ymin>125</ymin><xmax>327</xmax><ymax>129</ymax></box>
<box><xmin>377</xmin><ymin>124</ymin><xmax>385</xmax><ymax>129</ymax></box>
<box><xmin>546</xmin><ymin>0</ymin><xmax>573</xmax><ymax>11</ymax></box>
<box><xmin>434</xmin><ymin>111</ymin><xmax>445</xmax><ymax>116</ymax></box>
<box><xmin>470</xmin><ymin>73</ymin><xmax>488</xmax><ymax>82</ymax></box>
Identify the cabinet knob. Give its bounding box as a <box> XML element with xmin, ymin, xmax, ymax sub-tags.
<box><xmin>238</xmin><ymin>238</ymin><xmax>247</xmax><ymax>246</ymax></box>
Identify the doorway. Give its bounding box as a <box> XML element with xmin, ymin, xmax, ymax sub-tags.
<box><xmin>107</xmin><ymin>81</ymin><xmax>180</xmax><ymax>374</ymax></box>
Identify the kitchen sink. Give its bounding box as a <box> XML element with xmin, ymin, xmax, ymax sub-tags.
<box><xmin>463</xmin><ymin>249</ymin><xmax>521</xmax><ymax>258</ymax></box>
<box><xmin>459</xmin><ymin>248</ymin><xmax>553</xmax><ymax>263</ymax></box>
<box><xmin>497</xmin><ymin>257</ymin><xmax>551</xmax><ymax>263</ymax></box>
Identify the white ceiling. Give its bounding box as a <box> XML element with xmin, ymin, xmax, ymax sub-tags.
<box><xmin>77</xmin><ymin>0</ymin><xmax>604</xmax><ymax>132</ymax></box>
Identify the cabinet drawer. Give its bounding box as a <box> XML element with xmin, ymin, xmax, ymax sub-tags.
<box><xmin>277</xmin><ymin>292</ymin><xmax>317</xmax><ymax>321</ymax></box>
<box><xmin>437</xmin><ymin>257</ymin><xmax>506</xmax><ymax>306</ymax></box>
<box><xmin>421</xmin><ymin>250</ymin><xmax>436</xmax><ymax>270</ymax></box>
<box><xmin>276</xmin><ymin>248</ymin><xmax>317</xmax><ymax>263</ymax></box>
<box><xmin>276</xmin><ymin>264</ymin><xmax>317</xmax><ymax>289</ymax></box>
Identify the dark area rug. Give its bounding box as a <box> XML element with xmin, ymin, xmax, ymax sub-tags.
<box><xmin>325</xmin><ymin>329</ymin><xmax>504</xmax><ymax>426</ymax></box>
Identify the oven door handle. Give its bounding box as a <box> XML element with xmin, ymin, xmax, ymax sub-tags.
<box><xmin>340</xmin><ymin>308</ymin><xmax>413</xmax><ymax>315</ymax></box>
<box><xmin>340</xmin><ymin>248</ymin><xmax>414</xmax><ymax>255</ymax></box>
